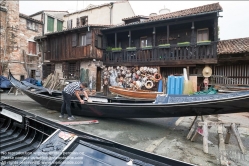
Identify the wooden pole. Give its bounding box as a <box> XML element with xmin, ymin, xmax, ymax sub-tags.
<box><xmin>224</xmin><ymin>127</ymin><xmax>231</xmax><ymax>144</ymax></box>
<box><xmin>203</xmin><ymin>122</ymin><xmax>209</xmax><ymax>153</ymax></box>
<box><xmin>218</xmin><ymin>124</ymin><xmax>228</xmax><ymax>165</ymax></box>
<box><xmin>166</xmin><ymin>25</ymin><xmax>169</xmax><ymax>44</ymax></box>
<box><xmin>153</xmin><ymin>27</ymin><xmax>156</xmax><ymax>47</ymax></box>
<box><xmin>231</xmin><ymin>123</ymin><xmax>246</xmax><ymax>154</ymax></box>
<box><xmin>128</xmin><ymin>30</ymin><xmax>131</xmax><ymax>47</ymax></box>
<box><xmin>115</xmin><ymin>33</ymin><xmax>117</xmax><ymax>48</ymax></box>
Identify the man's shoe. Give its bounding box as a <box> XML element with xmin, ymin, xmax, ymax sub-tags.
<box><xmin>59</xmin><ymin>114</ymin><xmax>64</xmax><ymax>118</ymax></box>
<box><xmin>68</xmin><ymin>116</ymin><xmax>75</xmax><ymax>120</ymax></box>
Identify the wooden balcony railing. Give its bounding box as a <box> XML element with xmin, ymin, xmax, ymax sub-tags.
<box><xmin>103</xmin><ymin>42</ymin><xmax>217</xmax><ymax>65</ymax></box>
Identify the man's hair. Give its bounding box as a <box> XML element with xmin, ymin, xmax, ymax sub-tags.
<box><xmin>81</xmin><ymin>82</ymin><xmax>88</xmax><ymax>88</ymax></box>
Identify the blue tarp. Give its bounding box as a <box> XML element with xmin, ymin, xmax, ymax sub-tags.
<box><xmin>0</xmin><ymin>76</ymin><xmax>13</xmax><ymax>88</ymax></box>
<box><xmin>23</xmin><ymin>78</ymin><xmax>42</xmax><ymax>86</ymax></box>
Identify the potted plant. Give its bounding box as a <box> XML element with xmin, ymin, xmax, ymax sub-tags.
<box><xmin>126</xmin><ymin>47</ymin><xmax>136</xmax><ymax>51</ymax></box>
<box><xmin>141</xmin><ymin>45</ymin><xmax>152</xmax><ymax>50</ymax></box>
<box><xmin>111</xmin><ymin>47</ymin><xmax>122</xmax><ymax>52</ymax></box>
<box><xmin>177</xmin><ymin>42</ymin><xmax>190</xmax><ymax>47</ymax></box>
<box><xmin>158</xmin><ymin>43</ymin><xmax>170</xmax><ymax>48</ymax></box>
<box><xmin>106</xmin><ymin>46</ymin><xmax>112</xmax><ymax>51</ymax></box>
<box><xmin>197</xmin><ymin>40</ymin><xmax>211</xmax><ymax>46</ymax></box>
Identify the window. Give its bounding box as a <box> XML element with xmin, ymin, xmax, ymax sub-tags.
<box><xmin>28</xmin><ymin>41</ymin><xmax>36</xmax><ymax>54</ymax></box>
<box><xmin>97</xmin><ymin>35</ymin><xmax>102</xmax><ymax>48</ymax></box>
<box><xmin>197</xmin><ymin>28</ymin><xmax>209</xmax><ymax>42</ymax></box>
<box><xmin>47</xmin><ymin>16</ymin><xmax>54</xmax><ymax>32</ymax></box>
<box><xmin>57</xmin><ymin>20</ymin><xmax>63</xmax><ymax>31</ymax></box>
<box><xmin>67</xmin><ymin>19</ymin><xmax>72</xmax><ymax>29</ymax></box>
<box><xmin>68</xmin><ymin>63</ymin><xmax>76</xmax><ymax>79</ymax></box>
<box><xmin>31</xmin><ymin>70</ymin><xmax>36</xmax><ymax>78</ymax></box>
<box><xmin>80</xmin><ymin>16</ymin><xmax>88</xmax><ymax>26</ymax></box>
<box><xmin>78</xmin><ymin>34</ymin><xmax>86</xmax><ymax>46</ymax></box>
<box><xmin>27</xmin><ymin>20</ymin><xmax>37</xmax><ymax>31</ymax></box>
<box><xmin>140</xmin><ymin>36</ymin><xmax>148</xmax><ymax>47</ymax></box>
<box><xmin>20</xmin><ymin>75</ymin><xmax>25</xmax><ymax>81</ymax></box>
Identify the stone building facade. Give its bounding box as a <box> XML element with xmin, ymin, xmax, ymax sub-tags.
<box><xmin>0</xmin><ymin>0</ymin><xmax>42</xmax><ymax>80</ymax></box>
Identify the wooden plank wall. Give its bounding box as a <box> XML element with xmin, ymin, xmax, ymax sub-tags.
<box><xmin>213</xmin><ymin>64</ymin><xmax>249</xmax><ymax>85</ymax></box>
<box><xmin>45</xmin><ymin>29</ymin><xmax>103</xmax><ymax>61</ymax></box>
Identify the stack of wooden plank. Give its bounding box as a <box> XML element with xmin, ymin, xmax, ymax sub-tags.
<box><xmin>43</xmin><ymin>71</ymin><xmax>65</xmax><ymax>91</ymax></box>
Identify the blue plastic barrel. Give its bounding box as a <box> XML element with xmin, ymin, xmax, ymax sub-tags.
<box><xmin>167</xmin><ymin>76</ymin><xmax>184</xmax><ymax>95</ymax></box>
<box><xmin>158</xmin><ymin>80</ymin><xmax>163</xmax><ymax>92</ymax></box>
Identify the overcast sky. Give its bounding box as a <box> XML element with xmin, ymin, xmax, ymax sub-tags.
<box><xmin>19</xmin><ymin>1</ymin><xmax>249</xmax><ymax>40</ymax></box>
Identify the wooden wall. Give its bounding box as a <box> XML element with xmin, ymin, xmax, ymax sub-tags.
<box><xmin>45</xmin><ymin>28</ymin><xmax>103</xmax><ymax>61</ymax></box>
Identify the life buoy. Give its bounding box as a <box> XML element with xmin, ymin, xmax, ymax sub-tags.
<box><xmin>154</xmin><ymin>73</ymin><xmax>162</xmax><ymax>81</ymax></box>
<box><xmin>145</xmin><ymin>80</ymin><xmax>153</xmax><ymax>89</ymax></box>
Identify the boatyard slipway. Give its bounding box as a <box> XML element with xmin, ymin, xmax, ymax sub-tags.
<box><xmin>1</xmin><ymin>93</ymin><xmax>249</xmax><ymax>166</ymax></box>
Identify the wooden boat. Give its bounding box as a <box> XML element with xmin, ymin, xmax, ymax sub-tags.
<box><xmin>109</xmin><ymin>86</ymin><xmax>163</xmax><ymax>100</ymax></box>
<box><xmin>0</xmin><ymin>103</ymin><xmax>192</xmax><ymax>166</ymax></box>
<box><xmin>8</xmin><ymin>71</ymin><xmax>249</xmax><ymax>118</ymax></box>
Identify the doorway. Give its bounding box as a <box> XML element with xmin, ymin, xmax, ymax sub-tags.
<box><xmin>96</xmin><ymin>67</ymin><xmax>101</xmax><ymax>92</ymax></box>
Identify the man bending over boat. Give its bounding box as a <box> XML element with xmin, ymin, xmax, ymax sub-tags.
<box><xmin>59</xmin><ymin>82</ymin><xmax>89</xmax><ymax>120</ymax></box>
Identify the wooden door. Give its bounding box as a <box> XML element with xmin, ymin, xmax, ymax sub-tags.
<box><xmin>96</xmin><ymin>67</ymin><xmax>101</xmax><ymax>92</ymax></box>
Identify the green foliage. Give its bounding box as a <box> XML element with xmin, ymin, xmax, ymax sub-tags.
<box><xmin>158</xmin><ymin>44</ymin><xmax>170</xmax><ymax>46</ymax></box>
<box><xmin>126</xmin><ymin>47</ymin><xmax>136</xmax><ymax>50</ymax></box>
<box><xmin>112</xmin><ymin>47</ymin><xmax>122</xmax><ymax>51</ymax></box>
<box><xmin>106</xmin><ymin>46</ymin><xmax>112</xmax><ymax>51</ymax></box>
<box><xmin>197</xmin><ymin>40</ymin><xmax>211</xmax><ymax>43</ymax></box>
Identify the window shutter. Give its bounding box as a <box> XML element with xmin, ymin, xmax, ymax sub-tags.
<box><xmin>77</xmin><ymin>18</ymin><xmax>80</xmax><ymax>27</ymax></box>
<box><xmin>67</xmin><ymin>20</ymin><xmax>72</xmax><ymax>29</ymax></box>
<box><xmin>47</xmin><ymin>16</ymin><xmax>54</xmax><ymax>32</ymax></box>
<box><xmin>72</xmin><ymin>34</ymin><xmax>77</xmax><ymax>47</ymax></box>
<box><xmin>33</xmin><ymin>42</ymin><xmax>36</xmax><ymax>54</ymax></box>
<box><xmin>62</xmin><ymin>62</ymin><xmax>69</xmax><ymax>78</ymax></box>
<box><xmin>94</xmin><ymin>35</ymin><xmax>98</xmax><ymax>47</ymax></box>
<box><xmin>57</xmin><ymin>20</ymin><xmax>63</xmax><ymax>31</ymax></box>
<box><xmin>86</xmin><ymin>31</ymin><xmax>92</xmax><ymax>45</ymax></box>
<box><xmin>28</xmin><ymin>41</ymin><xmax>32</xmax><ymax>54</ymax></box>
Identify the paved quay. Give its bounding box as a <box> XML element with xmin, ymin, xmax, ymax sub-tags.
<box><xmin>1</xmin><ymin>92</ymin><xmax>249</xmax><ymax>166</ymax></box>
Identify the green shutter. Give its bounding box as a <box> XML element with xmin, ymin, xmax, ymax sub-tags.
<box><xmin>47</xmin><ymin>16</ymin><xmax>54</xmax><ymax>32</ymax></box>
<box><xmin>57</xmin><ymin>20</ymin><xmax>63</xmax><ymax>31</ymax></box>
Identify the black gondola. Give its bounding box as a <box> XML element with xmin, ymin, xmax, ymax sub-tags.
<box><xmin>8</xmin><ymin>71</ymin><xmax>249</xmax><ymax>118</ymax></box>
<box><xmin>0</xmin><ymin>102</ymin><xmax>193</xmax><ymax>166</ymax></box>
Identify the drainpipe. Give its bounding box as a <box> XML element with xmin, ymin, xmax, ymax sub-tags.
<box><xmin>109</xmin><ymin>2</ymin><xmax>113</xmax><ymax>25</ymax></box>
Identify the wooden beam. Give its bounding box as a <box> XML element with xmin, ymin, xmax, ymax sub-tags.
<box><xmin>103</xmin><ymin>15</ymin><xmax>215</xmax><ymax>34</ymax></box>
<box><xmin>231</xmin><ymin>123</ymin><xmax>246</xmax><ymax>154</ymax></box>
<box><xmin>103</xmin><ymin>59</ymin><xmax>217</xmax><ymax>66</ymax></box>
<box><xmin>191</xmin><ymin>21</ymin><xmax>195</xmax><ymax>44</ymax></box>
<box><xmin>115</xmin><ymin>32</ymin><xmax>117</xmax><ymax>48</ymax></box>
<box><xmin>203</xmin><ymin>122</ymin><xmax>209</xmax><ymax>153</ymax></box>
<box><xmin>166</xmin><ymin>25</ymin><xmax>169</xmax><ymax>44</ymax></box>
<box><xmin>218</xmin><ymin>124</ymin><xmax>228</xmax><ymax>165</ymax></box>
<box><xmin>153</xmin><ymin>27</ymin><xmax>156</xmax><ymax>47</ymax></box>
<box><xmin>128</xmin><ymin>30</ymin><xmax>131</xmax><ymax>47</ymax></box>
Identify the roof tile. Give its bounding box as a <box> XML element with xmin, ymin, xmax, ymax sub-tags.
<box><xmin>218</xmin><ymin>37</ymin><xmax>249</xmax><ymax>55</ymax></box>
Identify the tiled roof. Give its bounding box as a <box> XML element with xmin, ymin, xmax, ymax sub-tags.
<box><xmin>19</xmin><ymin>13</ymin><xmax>43</xmax><ymax>24</ymax></box>
<box><xmin>218</xmin><ymin>37</ymin><xmax>249</xmax><ymax>55</ymax></box>
<box><xmin>122</xmin><ymin>15</ymin><xmax>149</xmax><ymax>21</ymax></box>
<box><xmin>45</xmin><ymin>24</ymin><xmax>114</xmax><ymax>36</ymax></box>
<box><xmin>149</xmin><ymin>3</ymin><xmax>222</xmax><ymax>21</ymax></box>
<box><xmin>29</xmin><ymin>10</ymin><xmax>68</xmax><ymax>17</ymax></box>
<box><xmin>103</xmin><ymin>3</ymin><xmax>222</xmax><ymax>30</ymax></box>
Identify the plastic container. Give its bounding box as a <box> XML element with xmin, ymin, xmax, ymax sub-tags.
<box><xmin>158</xmin><ymin>80</ymin><xmax>163</xmax><ymax>92</ymax></box>
<box><xmin>167</xmin><ymin>76</ymin><xmax>184</xmax><ymax>95</ymax></box>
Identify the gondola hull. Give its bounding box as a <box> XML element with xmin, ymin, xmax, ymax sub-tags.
<box><xmin>9</xmin><ymin>72</ymin><xmax>249</xmax><ymax>118</ymax></box>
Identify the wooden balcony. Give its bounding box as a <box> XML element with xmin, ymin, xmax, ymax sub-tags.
<box><xmin>103</xmin><ymin>42</ymin><xmax>217</xmax><ymax>66</ymax></box>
